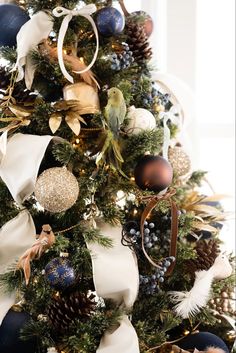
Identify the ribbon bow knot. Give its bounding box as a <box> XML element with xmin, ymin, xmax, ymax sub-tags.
<box><xmin>53</xmin><ymin>4</ymin><xmax>97</xmax><ymax>17</ymax></box>
<box><xmin>52</xmin><ymin>5</ymin><xmax>99</xmax><ymax>83</ymax></box>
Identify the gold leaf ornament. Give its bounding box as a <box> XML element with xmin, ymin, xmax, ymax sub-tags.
<box><xmin>49</xmin><ymin>82</ymin><xmax>100</xmax><ymax>136</ymax></box>
<box><xmin>49</xmin><ymin>100</ymin><xmax>88</xmax><ymax>136</ymax></box>
<box><xmin>49</xmin><ymin>113</ymin><xmax>62</xmax><ymax>134</ymax></box>
<box><xmin>65</xmin><ymin>112</ymin><xmax>82</xmax><ymax>136</ymax></box>
<box><xmin>0</xmin><ymin>103</ymin><xmax>33</xmax><ymax>133</ymax></box>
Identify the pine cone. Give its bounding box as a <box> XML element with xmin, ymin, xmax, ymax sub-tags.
<box><xmin>186</xmin><ymin>239</ymin><xmax>220</xmax><ymax>275</ymax></box>
<box><xmin>0</xmin><ymin>66</ymin><xmax>37</xmax><ymax>103</ymax></box>
<box><xmin>125</xmin><ymin>21</ymin><xmax>152</xmax><ymax>63</ymax></box>
<box><xmin>47</xmin><ymin>291</ymin><xmax>96</xmax><ymax>331</ymax></box>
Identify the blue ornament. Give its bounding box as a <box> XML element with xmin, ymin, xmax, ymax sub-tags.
<box><xmin>96</xmin><ymin>7</ymin><xmax>125</xmax><ymax>37</ymax></box>
<box><xmin>179</xmin><ymin>332</ymin><xmax>229</xmax><ymax>353</ymax></box>
<box><xmin>0</xmin><ymin>4</ymin><xmax>30</xmax><ymax>47</ymax></box>
<box><xmin>0</xmin><ymin>309</ymin><xmax>37</xmax><ymax>353</ymax></box>
<box><xmin>45</xmin><ymin>257</ymin><xmax>76</xmax><ymax>291</ymax></box>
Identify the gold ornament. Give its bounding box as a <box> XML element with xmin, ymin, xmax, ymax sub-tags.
<box><xmin>153</xmin><ymin>103</ymin><xmax>165</xmax><ymax>113</ymax></box>
<box><xmin>35</xmin><ymin>167</ymin><xmax>79</xmax><ymax>213</ymax></box>
<box><xmin>168</xmin><ymin>145</ymin><xmax>191</xmax><ymax>177</ymax></box>
<box><xmin>48</xmin><ymin>83</ymin><xmax>100</xmax><ymax>136</ymax></box>
<box><xmin>63</xmin><ymin>82</ymin><xmax>100</xmax><ymax>114</ymax></box>
<box><xmin>49</xmin><ymin>100</ymin><xmax>88</xmax><ymax>136</ymax></box>
<box><xmin>0</xmin><ymin>103</ymin><xmax>33</xmax><ymax>134</ymax></box>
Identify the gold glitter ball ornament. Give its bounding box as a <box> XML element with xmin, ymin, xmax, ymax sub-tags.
<box><xmin>168</xmin><ymin>145</ymin><xmax>191</xmax><ymax>177</ymax></box>
<box><xmin>35</xmin><ymin>167</ymin><xmax>79</xmax><ymax>213</ymax></box>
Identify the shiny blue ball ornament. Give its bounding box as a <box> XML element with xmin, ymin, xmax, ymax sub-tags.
<box><xmin>96</xmin><ymin>7</ymin><xmax>125</xmax><ymax>37</ymax></box>
<box><xmin>45</xmin><ymin>257</ymin><xmax>76</xmax><ymax>291</ymax></box>
<box><xmin>0</xmin><ymin>4</ymin><xmax>30</xmax><ymax>47</ymax></box>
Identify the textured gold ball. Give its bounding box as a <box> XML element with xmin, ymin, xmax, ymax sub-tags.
<box><xmin>35</xmin><ymin>167</ymin><xmax>79</xmax><ymax>213</ymax></box>
<box><xmin>63</xmin><ymin>82</ymin><xmax>100</xmax><ymax>114</ymax></box>
<box><xmin>168</xmin><ymin>146</ymin><xmax>191</xmax><ymax>177</ymax></box>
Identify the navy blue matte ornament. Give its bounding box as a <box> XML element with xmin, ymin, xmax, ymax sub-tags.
<box><xmin>179</xmin><ymin>332</ymin><xmax>229</xmax><ymax>353</ymax></box>
<box><xmin>0</xmin><ymin>4</ymin><xmax>30</xmax><ymax>47</ymax></box>
<box><xmin>95</xmin><ymin>7</ymin><xmax>125</xmax><ymax>37</ymax></box>
<box><xmin>0</xmin><ymin>309</ymin><xmax>37</xmax><ymax>353</ymax></box>
<box><xmin>45</xmin><ymin>257</ymin><xmax>76</xmax><ymax>291</ymax></box>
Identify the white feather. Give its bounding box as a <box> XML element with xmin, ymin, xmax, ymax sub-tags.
<box><xmin>170</xmin><ymin>270</ymin><xmax>214</xmax><ymax>318</ymax></box>
<box><xmin>169</xmin><ymin>254</ymin><xmax>233</xmax><ymax>319</ymax></box>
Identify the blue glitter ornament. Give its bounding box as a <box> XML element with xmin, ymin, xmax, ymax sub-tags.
<box><xmin>0</xmin><ymin>4</ymin><xmax>30</xmax><ymax>47</ymax></box>
<box><xmin>95</xmin><ymin>7</ymin><xmax>125</xmax><ymax>37</ymax></box>
<box><xmin>45</xmin><ymin>257</ymin><xmax>76</xmax><ymax>291</ymax></box>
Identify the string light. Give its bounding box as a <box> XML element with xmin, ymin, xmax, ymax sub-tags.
<box><xmin>183</xmin><ymin>329</ymin><xmax>190</xmax><ymax>336</ymax></box>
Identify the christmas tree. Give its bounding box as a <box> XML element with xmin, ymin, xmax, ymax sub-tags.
<box><xmin>0</xmin><ymin>1</ymin><xmax>235</xmax><ymax>353</ymax></box>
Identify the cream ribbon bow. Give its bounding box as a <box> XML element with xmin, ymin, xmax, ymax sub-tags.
<box><xmin>0</xmin><ymin>134</ymin><xmax>53</xmax><ymax>324</ymax></box>
<box><xmin>11</xmin><ymin>11</ymin><xmax>54</xmax><ymax>90</ymax></box>
<box><xmin>52</xmin><ymin>5</ymin><xmax>99</xmax><ymax>83</ymax></box>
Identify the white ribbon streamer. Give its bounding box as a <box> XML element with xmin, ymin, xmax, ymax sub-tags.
<box><xmin>52</xmin><ymin>5</ymin><xmax>99</xmax><ymax>83</ymax></box>
<box><xmin>0</xmin><ymin>211</ymin><xmax>36</xmax><ymax>325</ymax></box>
<box><xmin>0</xmin><ymin>131</ymin><xmax>8</xmax><ymax>162</ymax></box>
<box><xmin>87</xmin><ymin>222</ymin><xmax>140</xmax><ymax>353</ymax></box>
<box><xmin>159</xmin><ymin>106</ymin><xmax>181</xmax><ymax>161</ymax></box>
<box><xmin>97</xmin><ymin>315</ymin><xmax>140</xmax><ymax>353</ymax></box>
<box><xmin>0</xmin><ymin>133</ymin><xmax>53</xmax><ymax>205</ymax></box>
<box><xmin>0</xmin><ymin>133</ymin><xmax>53</xmax><ymax>324</ymax></box>
<box><xmin>11</xmin><ymin>11</ymin><xmax>53</xmax><ymax>89</ymax></box>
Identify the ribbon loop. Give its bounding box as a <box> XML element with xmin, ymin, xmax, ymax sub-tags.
<box><xmin>52</xmin><ymin>5</ymin><xmax>99</xmax><ymax>83</ymax></box>
<box><xmin>140</xmin><ymin>188</ymin><xmax>178</xmax><ymax>274</ymax></box>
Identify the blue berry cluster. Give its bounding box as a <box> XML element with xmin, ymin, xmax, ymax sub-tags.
<box><xmin>127</xmin><ymin>220</ymin><xmax>173</xmax><ymax>251</ymax></box>
<box><xmin>122</xmin><ymin>218</ymin><xmax>178</xmax><ymax>295</ymax></box>
<box><xmin>110</xmin><ymin>43</ymin><xmax>134</xmax><ymax>71</ymax></box>
<box><xmin>130</xmin><ymin>80</ymin><xmax>172</xmax><ymax>110</ymax></box>
<box><xmin>151</xmin><ymin>82</ymin><xmax>172</xmax><ymax>108</ymax></box>
<box><xmin>139</xmin><ymin>256</ymin><xmax>175</xmax><ymax>295</ymax></box>
<box><xmin>140</xmin><ymin>92</ymin><xmax>154</xmax><ymax>108</ymax></box>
